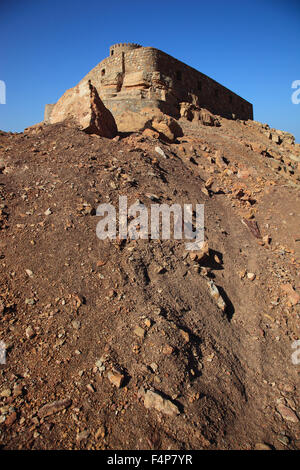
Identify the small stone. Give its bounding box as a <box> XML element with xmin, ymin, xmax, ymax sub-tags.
<box><xmin>132</xmin><ymin>344</ymin><xmax>140</xmax><ymax>354</ymax></box>
<box><xmin>96</xmin><ymin>260</ymin><xmax>106</xmax><ymax>267</ymax></box>
<box><xmin>0</xmin><ymin>388</ymin><xmax>11</xmax><ymax>398</ymax></box>
<box><xmin>277</xmin><ymin>435</ymin><xmax>290</xmax><ymax>446</ymax></box>
<box><xmin>25</xmin><ymin>269</ymin><xmax>33</xmax><ymax>277</ymax></box>
<box><xmin>86</xmin><ymin>383</ymin><xmax>95</xmax><ymax>393</ymax></box>
<box><xmin>155</xmin><ymin>265</ymin><xmax>165</xmax><ymax>274</ymax></box>
<box><xmin>254</xmin><ymin>443</ymin><xmax>272</xmax><ymax>450</ymax></box>
<box><xmin>150</xmin><ymin>362</ymin><xmax>158</xmax><ymax>372</ymax></box>
<box><xmin>38</xmin><ymin>398</ymin><xmax>72</xmax><ymax>418</ymax></box>
<box><xmin>71</xmin><ymin>320</ymin><xmax>81</xmax><ymax>330</ymax></box>
<box><xmin>277</xmin><ymin>403</ymin><xmax>299</xmax><ymax>423</ymax></box>
<box><xmin>289</xmin><ymin>291</ymin><xmax>300</xmax><ymax>306</ymax></box>
<box><xmin>144</xmin><ymin>390</ymin><xmax>180</xmax><ymax>416</ymax></box>
<box><xmin>214</xmin><ymin>254</ymin><xmax>221</xmax><ymax>264</ymax></box>
<box><xmin>137</xmin><ymin>386</ymin><xmax>146</xmax><ymax>399</ymax></box>
<box><xmin>207</xmin><ymin>280</ymin><xmax>226</xmax><ymax>311</ymax></box>
<box><xmin>107</xmin><ymin>371</ymin><xmax>124</xmax><ymax>388</ymax></box>
<box><xmin>163</xmin><ymin>344</ymin><xmax>174</xmax><ymax>355</ymax></box>
<box><xmin>190</xmin><ymin>241</ymin><xmax>209</xmax><ymax>263</ymax></box>
<box><xmin>146</xmin><ymin>193</ymin><xmax>160</xmax><ymax>201</ymax></box>
<box><xmin>153</xmin><ymin>307</ymin><xmax>162</xmax><ymax>316</ymax></box>
<box><xmin>278</xmin><ymin>383</ymin><xmax>295</xmax><ymax>393</ymax></box>
<box><xmin>206</xmin><ymin>353</ymin><xmax>215</xmax><ymax>362</ymax></box>
<box><xmin>26</xmin><ymin>326</ymin><xmax>35</xmax><ymax>339</ymax></box>
<box><xmin>5</xmin><ymin>411</ymin><xmax>17</xmax><ymax>427</ymax></box>
<box><xmin>108</xmin><ymin>289</ymin><xmax>116</xmax><ymax>298</ymax></box>
<box><xmin>155</xmin><ymin>146</ymin><xmax>167</xmax><ymax>158</ymax></box>
<box><xmin>247</xmin><ymin>272</ymin><xmax>256</xmax><ymax>281</ymax></box>
<box><xmin>204</xmin><ymin>177</ymin><xmax>214</xmax><ymax>189</ymax></box>
<box><xmin>44</xmin><ymin>208</ymin><xmax>52</xmax><ymax>216</ymax></box>
<box><xmin>134</xmin><ymin>326</ymin><xmax>145</xmax><ymax>339</ymax></box>
<box><xmin>95</xmin><ymin>359</ymin><xmax>106</xmax><ymax>373</ymax></box>
<box><xmin>95</xmin><ymin>425</ymin><xmax>106</xmax><ymax>440</ymax></box>
<box><xmin>31</xmin><ymin>417</ymin><xmax>40</xmax><ymax>427</ymax></box>
<box><xmin>189</xmin><ymin>252</ymin><xmax>198</xmax><ymax>261</ymax></box>
<box><xmin>263</xmin><ymin>235</ymin><xmax>271</xmax><ymax>245</ymax></box>
<box><xmin>25</xmin><ymin>298</ymin><xmax>35</xmax><ymax>305</ymax></box>
<box><xmin>13</xmin><ymin>383</ymin><xmax>24</xmax><ymax>397</ymax></box>
<box><xmin>0</xmin><ymin>405</ymin><xmax>9</xmax><ymax>414</ymax></box>
<box><xmin>77</xmin><ymin>430</ymin><xmax>89</xmax><ymax>442</ymax></box>
<box><xmin>179</xmin><ymin>329</ymin><xmax>190</xmax><ymax>343</ymax></box>
<box><xmin>143</xmin><ymin>128</ymin><xmax>159</xmax><ymax>139</ymax></box>
<box><xmin>280</xmin><ymin>283</ymin><xmax>300</xmax><ymax>305</ymax></box>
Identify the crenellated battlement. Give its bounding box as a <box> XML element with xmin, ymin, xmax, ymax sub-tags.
<box><xmin>109</xmin><ymin>43</ymin><xmax>142</xmax><ymax>56</ymax></box>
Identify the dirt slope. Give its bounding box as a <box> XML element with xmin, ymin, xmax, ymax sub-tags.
<box><xmin>0</xmin><ymin>117</ymin><xmax>299</xmax><ymax>450</ymax></box>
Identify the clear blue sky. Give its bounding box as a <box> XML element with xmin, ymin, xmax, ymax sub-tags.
<box><xmin>1</xmin><ymin>0</ymin><xmax>299</xmax><ymax>141</ymax></box>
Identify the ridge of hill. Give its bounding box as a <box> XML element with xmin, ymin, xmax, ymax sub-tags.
<box><xmin>0</xmin><ymin>114</ymin><xmax>299</xmax><ymax>449</ymax></box>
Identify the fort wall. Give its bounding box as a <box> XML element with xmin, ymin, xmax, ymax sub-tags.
<box><xmin>45</xmin><ymin>44</ymin><xmax>253</xmax><ymax>123</ymax></box>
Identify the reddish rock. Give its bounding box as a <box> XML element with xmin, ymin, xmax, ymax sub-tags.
<box><xmin>143</xmin><ymin>128</ymin><xmax>160</xmax><ymax>139</ymax></box>
<box><xmin>280</xmin><ymin>284</ymin><xmax>300</xmax><ymax>305</ymax></box>
<box><xmin>180</xmin><ymin>103</ymin><xmax>220</xmax><ymax>127</ymax></box>
<box><xmin>5</xmin><ymin>412</ymin><xmax>17</xmax><ymax>427</ymax></box>
<box><xmin>242</xmin><ymin>218</ymin><xmax>262</xmax><ymax>239</ymax></box>
<box><xmin>277</xmin><ymin>403</ymin><xmax>299</xmax><ymax>423</ymax></box>
<box><xmin>116</xmin><ymin>108</ymin><xmax>183</xmax><ymax>142</ymax></box>
<box><xmin>49</xmin><ymin>81</ymin><xmax>117</xmax><ymax>138</ymax></box>
<box><xmin>107</xmin><ymin>371</ymin><xmax>125</xmax><ymax>388</ymax></box>
<box><xmin>38</xmin><ymin>398</ymin><xmax>72</xmax><ymax>418</ymax></box>
<box><xmin>144</xmin><ymin>390</ymin><xmax>180</xmax><ymax>416</ymax></box>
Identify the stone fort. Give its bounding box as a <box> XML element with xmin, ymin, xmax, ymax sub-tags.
<box><xmin>45</xmin><ymin>43</ymin><xmax>253</xmax><ymax>123</ymax></box>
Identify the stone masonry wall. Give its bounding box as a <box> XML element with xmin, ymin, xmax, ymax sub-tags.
<box><xmin>154</xmin><ymin>49</ymin><xmax>253</xmax><ymax>120</ymax></box>
<box><xmin>45</xmin><ymin>44</ymin><xmax>253</xmax><ymax>123</ymax></box>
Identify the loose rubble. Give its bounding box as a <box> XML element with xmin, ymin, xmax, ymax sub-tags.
<box><xmin>0</xmin><ymin>111</ymin><xmax>299</xmax><ymax>450</ymax></box>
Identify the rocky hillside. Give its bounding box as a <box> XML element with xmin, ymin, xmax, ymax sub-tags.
<box><xmin>0</xmin><ymin>112</ymin><xmax>299</xmax><ymax>450</ymax></box>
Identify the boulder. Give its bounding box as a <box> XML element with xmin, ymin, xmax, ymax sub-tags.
<box><xmin>49</xmin><ymin>80</ymin><xmax>117</xmax><ymax>138</ymax></box>
<box><xmin>116</xmin><ymin>111</ymin><xmax>152</xmax><ymax>133</ymax></box>
<box><xmin>267</xmin><ymin>129</ymin><xmax>295</xmax><ymax>146</ymax></box>
<box><xmin>179</xmin><ymin>102</ymin><xmax>194</xmax><ymax>121</ymax></box>
<box><xmin>198</xmin><ymin>108</ymin><xmax>220</xmax><ymax>127</ymax></box>
<box><xmin>115</xmin><ymin>108</ymin><xmax>183</xmax><ymax>142</ymax></box>
<box><xmin>180</xmin><ymin>102</ymin><xmax>220</xmax><ymax>127</ymax></box>
<box><xmin>142</xmin><ymin>128</ymin><xmax>160</xmax><ymax>139</ymax></box>
<box><xmin>151</xmin><ymin>114</ymin><xmax>183</xmax><ymax>142</ymax></box>
<box><xmin>24</xmin><ymin>122</ymin><xmax>46</xmax><ymax>135</ymax></box>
